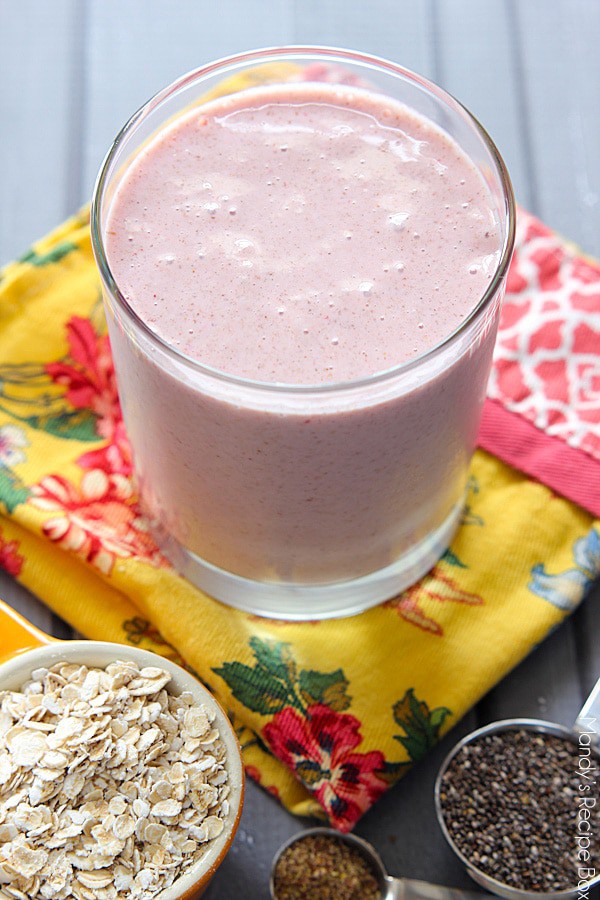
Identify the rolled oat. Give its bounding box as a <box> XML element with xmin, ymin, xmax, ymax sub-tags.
<box><xmin>0</xmin><ymin>660</ymin><xmax>230</xmax><ymax>899</ymax></box>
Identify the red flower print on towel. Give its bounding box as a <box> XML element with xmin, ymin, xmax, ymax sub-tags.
<box><xmin>78</xmin><ymin>420</ymin><xmax>133</xmax><ymax>477</ymax></box>
<box><xmin>29</xmin><ymin>470</ymin><xmax>164</xmax><ymax>574</ymax></box>
<box><xmin>46</xmin><ymin>316</ymin><xmax>120</xmax><ymax>428</ymax></box>
<box><xmin>46</xmin><ymin>316</ymin><xmax>133</xmax><ymax>476</ymax></box>
<box><xmin>213</xmin><ymin>639</ymin><xmax>386</xmax><ymax>829</ymax></box>
<box><xmin>0</xmin><ymin>529</ymin><xmax>24</xmax><ymax>577</ymax></box>
<box><xmin>264</xmin><ymin>704</ymin><xmax>386</xmax><ymax>832</ymax></box>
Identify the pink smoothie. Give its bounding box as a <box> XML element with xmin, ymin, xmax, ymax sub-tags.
<box><xmin>103</xmin><ymin>82</ymin><xmax>502</xmax><ymax>593</ymax></box>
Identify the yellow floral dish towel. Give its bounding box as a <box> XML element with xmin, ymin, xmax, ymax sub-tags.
<box><xmin>1</xmin><ymin>205</ymin><xmax>598</xmax><ymax>831</ymax></box>
<box><xmin>1</xmin><ymin>149</ymin><xmax>600</xmax><ymax>832</ymax></box>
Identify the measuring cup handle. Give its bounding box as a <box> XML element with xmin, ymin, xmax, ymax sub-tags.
<box><xmin>384</xmin><ymin>876</ymin><xmax>493</xmax><ymax>900</ymax></box>
<box><xmin>0</xmin><ymin>597</ymin><xmax>55</xmax><ymax>664</ymax></box>
<box><xmin>574</xmin><ymin>676</ymin><xmax>600</xmax><ymax>747</ymax></box>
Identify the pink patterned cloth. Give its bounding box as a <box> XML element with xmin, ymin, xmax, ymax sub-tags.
<box><xmin>479</xmin><ymin>210</ymin><xmax>600</xmax><ymax>517</ymax></box>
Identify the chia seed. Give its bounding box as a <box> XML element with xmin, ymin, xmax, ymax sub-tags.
<box><xmin>272</xmin><ymin>833</ymin><xmax>381</xmax><ymax>900</ymax></box>
<box><xmin>438</xmin><ymin>729</ymin><xmax>600</xmax><ymax>893</ymax></box>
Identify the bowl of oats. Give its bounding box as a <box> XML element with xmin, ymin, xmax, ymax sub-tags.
<box><xmin>0</xmin><ymin>599</ymin><xmax>245</xmax><ymax>899</ymax></box>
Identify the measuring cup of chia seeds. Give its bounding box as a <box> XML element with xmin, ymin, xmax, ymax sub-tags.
<box><xmin>0</xmin><ymin>598</ymin><xmax>244</xmax><ymax>899</ymax></box>
<box><xmin>435</xmin><ymin>680</ymin><xmax>600</xmax><ymax>900</ymax></box>
<box><xmin>270</xmin><ymin>827</ymin><xmax>490</xmax><ymax>900</ymax></box>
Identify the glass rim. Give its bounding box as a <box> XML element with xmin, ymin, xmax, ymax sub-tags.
<box><xmin>90</xmin><ymin>44</ymin><xmax>516</xmax><ymax>396</ymax></box>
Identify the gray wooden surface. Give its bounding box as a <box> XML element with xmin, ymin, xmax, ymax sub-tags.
<box><xmin>1</xmin><ymin>2</ymin><xmax>599</xmax><ymax>897</ymax></box>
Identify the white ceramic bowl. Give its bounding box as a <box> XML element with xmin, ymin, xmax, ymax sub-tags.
<box><xmin>0</xmin><ymin>602</ymin><xmax>244</xmax><ymax>900</ymax></box>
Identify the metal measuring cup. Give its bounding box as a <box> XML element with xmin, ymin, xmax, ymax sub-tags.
<box><xmin>434</xmin><ymin>679</ymin><xmax>600</xmax><ymax>900</ymax></box>
<box><xmin>269</xmin><ymin>826</ymin><xmax>491</xmax><ymax>900</ymax></box>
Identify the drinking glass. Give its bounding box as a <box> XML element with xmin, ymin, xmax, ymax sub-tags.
<box><xmin>91</xmin><ymin>47</ymin><xmax>515</xmax><ymax>619</ymax></box>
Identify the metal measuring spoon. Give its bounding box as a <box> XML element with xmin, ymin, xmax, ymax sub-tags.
<box><xmin>270</xmin><ymin>827</ymin><xmax>491</xmax><ymax>900</ymax></box>
<box><xmin>434</xmin><ymin>679</ymin><xmax>600</xmax><ymax>900</ymax></box>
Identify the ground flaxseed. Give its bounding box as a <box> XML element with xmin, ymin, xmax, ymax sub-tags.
<box><xmin>439</xmin><ymin>729</ymin><xmax>600</xmax><ymax>893</ymax></box>
<box><xmin>272</xmin><ymin>834</ymin><xmax>381</xmax><ymax>900</ymax></box>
